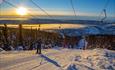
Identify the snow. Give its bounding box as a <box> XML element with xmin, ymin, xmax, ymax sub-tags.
<box><xmin>52</xmin><ymin>24</ymin><xmax>115</xmax><ymax>37</ymax></box>
<box><xmin>0</xmin><ymin>49</ymin><xmax>115</xmax><ymax>70</ymax></box>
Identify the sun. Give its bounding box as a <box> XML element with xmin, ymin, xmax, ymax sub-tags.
<box><xmin>16</xmin><ymin>7</ymin><xmax>28</xmax><ymax>15</ymax></box>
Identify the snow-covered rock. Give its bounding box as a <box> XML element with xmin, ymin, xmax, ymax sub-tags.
<box><xmin>0</xmin><ymin>48</ymin><xmax>5</xmax><ymax>52</ymax></box>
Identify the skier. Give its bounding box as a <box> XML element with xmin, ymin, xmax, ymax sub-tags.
<box><xmin>36</xmin><ymin>39</ymin><xmax>42</xmax><ymax>54</ymax></box>
<box><xmin>77</xmin><ymin>36</ymin><xmax>88</xmax><ymax>50</ymax></box>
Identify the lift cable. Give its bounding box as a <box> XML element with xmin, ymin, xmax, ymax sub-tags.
<box><xmin>30</xmin><ymin>0</ymin><xmax>64</xmax><ymax>28</ymax></box>
<box><xmin>30</xmin><ymin>0</ymin><xmax>53</xmax><ymax>18</ymax></box>
<box><xmin>70</xmin><ymin>0</ymin><xmax>76</xmax><ymax>17</ymax></box>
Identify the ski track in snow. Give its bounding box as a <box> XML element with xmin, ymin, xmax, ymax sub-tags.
<box><xmin>0</xmin><ymin>49</ymin><xmax>115</xmax><ymax>70</ymax></box>
<box><xmin>0</xmin><ymin>49</ymin><xmax>69</xmax><ymax>70</ymax></box>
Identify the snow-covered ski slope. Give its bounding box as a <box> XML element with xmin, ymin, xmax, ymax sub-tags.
<box><xmin>0</xmin><ymin>48</ymin><xmax>115</xmax><ymax>70</ymax></box>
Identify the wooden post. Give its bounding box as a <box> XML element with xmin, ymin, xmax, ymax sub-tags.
<box><xmin>38</xmin><ymin>24</ymin><xmax>41</xmax><ymax>39</ymax></box>
<box><xmin>1</xmin><ymin>24</ymin><xmax>12</xmax><ymax>51</ymax></box>
<box><xmin>19</xmin><ymin>24</ymin><xmax>23</xmax><ymax>45</ymax></box>
<box><xmin>3</xmin><ymin>24</ymin><xmax>9</xmax><ymax>45</ymax></box>
<box><xmin>35</xmin><ymin>28</ymin><xmax>37</xmax><ymax>41</ymax></box>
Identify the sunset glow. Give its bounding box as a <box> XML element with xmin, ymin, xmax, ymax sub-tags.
<box><xmin>16</xmin><ymin>7</ymin><xmax>28</xmax><ymax>16</ymax></box>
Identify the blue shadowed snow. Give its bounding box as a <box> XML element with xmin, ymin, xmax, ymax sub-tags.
<box><xmin>40</xmin><ymin>54</ymin><xmax>61</xmax><ymax>67</ymax></box>
<box><xmin>67</xmin><ymin>64</ymin><xmax>78</xmax><ymax>70</ymax></box>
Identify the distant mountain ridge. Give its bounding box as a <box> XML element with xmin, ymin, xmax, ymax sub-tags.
<box><xmin>0</xmin><ymin>19</ymin><xmax>114</xmax><ymax>25</ymax></box>
<box><xmin>46</xmin><ymin>24</ymin><xmax>115</xmax><ymax>36</ymax></box>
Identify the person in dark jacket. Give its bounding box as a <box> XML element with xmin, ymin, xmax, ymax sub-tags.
<box><xmin>36</xmin><ymin>39</ymin><xmax>42</xmax><ymax>54</ymax></box>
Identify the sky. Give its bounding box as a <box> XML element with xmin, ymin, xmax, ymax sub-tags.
<box><xmin>0</xmin><ymin>0</ymin><xmax>115</xmax><ymax>21</ymax></box>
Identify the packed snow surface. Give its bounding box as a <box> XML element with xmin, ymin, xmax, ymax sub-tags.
<box><xmin>0</xmin><ymin>48</ymin><xmax>115</xmax><ymax>70</ymax></box>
